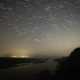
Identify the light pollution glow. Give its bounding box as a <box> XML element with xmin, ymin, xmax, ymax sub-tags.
<box><xmin>0</xmin><ymin>0</ymin><xmax>80</xmax><ymax>57</ymax></box>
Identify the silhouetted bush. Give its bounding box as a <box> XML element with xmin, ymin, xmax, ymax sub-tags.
<box><xmin>53</xmin><ymin>47</ymin><xmax>80</xmax><ymax>80</ymax></box>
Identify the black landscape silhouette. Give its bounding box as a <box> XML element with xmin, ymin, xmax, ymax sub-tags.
<box><xmin>0</xmin><ymin>48</ymin><xmax>80</xmax><ymax>80</ymax></box>
<box><xmin>53</xmin><ymin>47</ymin><xmax>80</xmax><ymax>80</ymax></box>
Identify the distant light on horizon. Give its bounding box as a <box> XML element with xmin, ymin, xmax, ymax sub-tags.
<box><xmin>8</xmin><ymin>48</ymin><xmax>33</xmax><ymax>58</ymax></box>
<box><xmin>11</xmin><ymin>55</ymin><xmax>29</xmax><ymax>58</ymax></box>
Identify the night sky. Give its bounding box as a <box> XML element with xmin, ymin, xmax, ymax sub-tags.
<box><xmin>0</xmin><ymin>0</ymin><xmax>80</xmax><ymax>57</ymax></box>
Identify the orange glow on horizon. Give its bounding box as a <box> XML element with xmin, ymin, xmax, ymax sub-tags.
<box><xmin>8</xmin><ymin>48</ymin><xmax>33</xmax><ymax>58</ymax></box>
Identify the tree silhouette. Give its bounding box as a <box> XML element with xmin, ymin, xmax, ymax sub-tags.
<box><xmin>53</xmin><ymin>47</ymin><xmax>80</xmax><ymax>80</ymax></box>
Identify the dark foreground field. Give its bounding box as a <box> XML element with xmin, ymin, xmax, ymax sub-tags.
<box><xmin>0</xmin><ymin>57</ymin><xmax>58</xmax><ymax>80</ymax></box>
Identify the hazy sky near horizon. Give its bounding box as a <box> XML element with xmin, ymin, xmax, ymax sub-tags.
<box><xmin>0</xmin><ymin>0</ymin><xmax>80</xmax><ymax>57</ymax></box>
